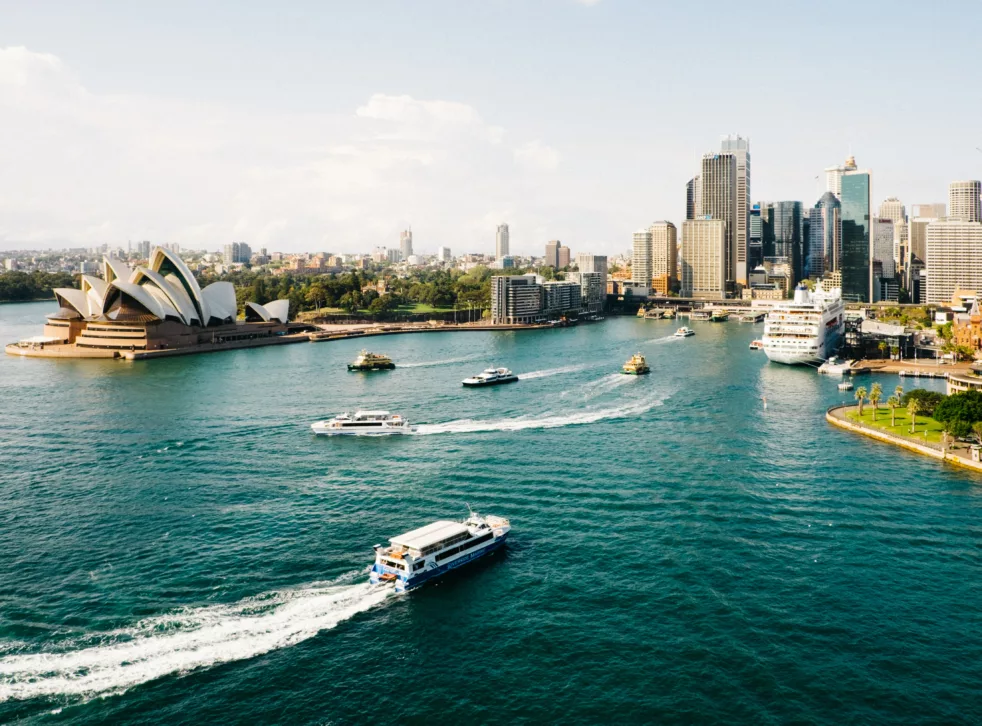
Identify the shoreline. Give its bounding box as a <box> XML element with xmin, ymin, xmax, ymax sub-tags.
<box><xmin>825</xmin><ymin>404</ymin><xmax>982</xmax><ymax>474</ymax></box>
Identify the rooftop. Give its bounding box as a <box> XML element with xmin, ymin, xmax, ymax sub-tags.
<box><xmin>390</xmin><ymin>520</ymin><xmax>468</xmax><ymax>551</ymax></box>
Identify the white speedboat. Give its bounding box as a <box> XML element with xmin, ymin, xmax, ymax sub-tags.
<box><xmin>370</xmin><ymin>511</ymin><xmax>511</xmax><ymax>593</ymax></box>
<box><xmin>311</xmin><ymin>410</ymin><xmax>415</xmax><ymax>435</ymax></box>
<box><xmin>674</xmin><ymin>327</ymin><xmax>695</xmax><ymax>338</ymax></box>
<box><xmin>462</xmin><ymin>367</ymin><xmax>519</xmax><ymax>387</ymax></box>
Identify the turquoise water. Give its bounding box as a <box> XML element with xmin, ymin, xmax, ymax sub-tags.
<box><xmin>0</xmin><ymin>301</ymin><xmax>978</xmax><ymax>724</ymax></box>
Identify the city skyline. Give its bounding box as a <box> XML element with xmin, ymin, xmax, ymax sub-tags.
<box><xmin>1</xmin><ymin>1</ymin><xmax>981</xmax><ymax>254</ymax></box>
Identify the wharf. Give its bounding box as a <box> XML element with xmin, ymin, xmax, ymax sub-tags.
<box><xmin>308</xmin><ymin>320</ymin><xmax>559</xmax><ymax>343</ymax></box>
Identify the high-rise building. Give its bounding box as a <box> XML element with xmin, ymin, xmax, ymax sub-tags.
<box><xmin>557</xmin><ymin>245</ymin><xmax>570</xmax><ymax>269</ymax></box>
<box><xmin>223</xmin><ymin>242</ymin><xmax>251</xmax><ymax>264</ymax></box>
<box><xmin>544</xmin><ymin>240</ymin><xmax>564</xmax><ymax>268</ymax></box>
<box><xmin>681</xmin><ymin>219</ymin><xmax>726</xmax><ymax>299</ymax></box>
<box><xmin>400</xmin><ymin>229</ymin><xmax>413</xmax><ymax>260</ymax></box>
<box><xmin>137</xmin><ymin>240</ymin><xmax>151</xmax><ymax>260</ymax></box>
<box><xmin>631</xmin><ymin>228</ymin><xmax>653</xmax><ymax>295</ymax></box>
<box><xmin>925</xmin><ymin>220</ymin><xmax>982</xmax><ymax>304</ymax></box>
<box><xmin>824</xmin><ymin>155</ymin><xmax>858</xmax><ymax>200</ymax></box>
<box><xmin>650</xmin><ymin>221</ymin><xmax>678</xmax><ymax>294</ymax></box>
<box><xmin>749</xmin><ymin>204</ymin><xmax>763</xmax><ymax>270</ymax></box>
<box><xmin>949</xmin><ymin>181</ymin><xmax>982</xmax><ymax>223</ymax></box>
<box><xmin>496</xmin><ymin>224</ymin><xmax>510</xmax><ymax>259</ymax></box>
<box><xmin>906</xmin><ymin>217</ymin><xmax>936</xmax><ymax>303</ymax></box>
<box><xmin>686</xmin><ymin>176</ymin><xmax>701</xmax><ymax>221</ymax></box>
<box><xmin>541</xmin><ymin>280</ymin><xmax>582</xmax><ymax>313</ymax></box>
<box><xmin>872</xmin><ymin>218</ymin><xmax>896</xmax><ymax>280</ymax></box>
<box><xmin>767</xmin><ymin>201</ymin><xmax>805</xmax><ymax>281</ymax></box>
<box><xmin>807</xmin><ymin>192</ymin><xmax>841</xmax><ymax>278</ymax></box>
<box><xmin>575</xmin><ymin>254</ymin><xmax>608</xmax><ymax>290</ymax></box>
<box><xmin>720</xmin><ymin>135</ymin><xmax>750</xmax><ymax>285</ymax></box>
<box><xmin>491</xmin><ymin>274</ymin><xmax>543</xmax><ymax>324</ymax></box>
<box><xmin>840</xmin><ymin>169</ymin><xmax>873</xmax><ymax>303</ymax></box>
<box><xmin>878</xmin><ymin>197</ymin><xmax>906</xmax><ymax>224</ymax></box>
<box><xmin>913</xmin><ymin>203</ymin><xmax>946</xmax><ymax>218</ymax></box>
<box><xmin>700</xmin><ymin>151</ymin><xmax>737</xmax><ymax>287</ymax></box>
<box><xmin>437</xmin><ymin>246</ymin><xmax>452</xmax><ymax>262</ymax></box>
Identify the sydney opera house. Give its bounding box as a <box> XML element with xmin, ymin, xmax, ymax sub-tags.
<box><xmin>6</xmin><ymin>247</ymin><xmax>302</xmax><ymax>359</ymax></box>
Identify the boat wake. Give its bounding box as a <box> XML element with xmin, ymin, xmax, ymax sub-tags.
<box><xmin>414</xmin><ymin>393</ymin><xmax>664</xmax><ymax>435</ymax></box>
<box><xmin>0</xmin><ymin>577</ymin><xmax>391</xmax><ymax>704</ymax></box>
<box><xmin>398</xmin><ymin>355</ymin><xmax>479</xmax><ymax>368</ymax></box>
<box><xmin>644</xmin><ymin>335</ymin><xmax>681</xmax><ymax>345</ymax></box>
<box><xmin>570</xmin><ymin>373</ymin><xmax>634</xmax><ymax>399</ymax></box>
<box><xmin>518</xmin><ymin>364</ymin><xmax>587</xmax><ymax>380</ymax></box>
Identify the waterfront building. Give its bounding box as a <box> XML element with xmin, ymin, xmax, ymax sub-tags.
<box><xmin>700</xmin><ymin>150</ymin><xmax>737</xmax><ymax>288</ymax></box>
<box><xmin>400</xmin><ymin>229</ymin><xmax>414</xmax><ymax>260</ymax></box>
<box><xmin>824</xmin><ymin>155</ymin><xmax>858</xmax><ymax>200</ymax></box>
<box><xmin>686</xmin><ymin>175</ymin><xmax>701</xmax><ymax>221</ymax></box>
<box><xmin>681</xmin><ymin>219</ymin><xmax>726</xmax><ymax>299</ymax></box>
<box><xmin>496</xmin><ymin>224</ymin><xmax>510</xmax><ymax>259</ymax></box>
<box><xmin>650</xmin><ymin>221</ymin><xmax>677</xmax><ymax>294</ymax></box>
<box><xmin>437</xmin><ymin>246</ymin><xmax>452</xmax><ymax>262</ymax></box>
<box><xmin>840</xmin><ymin>169</ymin><xmax>873</xmax><ymax>303</ymax></box>
<box><xmin>567</xmin><ymin>271</ymin><xmax>604</xmax><ymax>312</ymax></box>
<box><xmin>924</xmin><ymin>220</ymin><xmax>982</xmax><ymax>304</ymax></box>
<box><xmin>878</xmin><ymin>197</ymin><xmax>906</xmax><ymax>224</ymax></box>
<box><xmin>631</xmin><ymin>228</ymin><xmax>653</xmax><ymax>296</ymax></box>
<box><xmin>720</xmin><ymin>135</ymin><xmax>751</xmax><ymax>285</ymax></box>
<box><xmin>807</xmin><ymin>192</ymin><xmax>841</xmax><ymax>278</ymax></box>
<box><xmin>949</xmin><ymin>181</ymin><xmax>982</xmax><ymax>223</ymax></box>
<box><xmin>542</xmin><ymin>280</ymin><xmax>582</xmax><ymax>314</ymax></box>
<box><xmin>490</xmin><ymin>274</ymin><xmax>542</xmax><ymax>324</ymax></box>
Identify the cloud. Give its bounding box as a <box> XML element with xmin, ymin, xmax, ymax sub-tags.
<box><xmin>0</xmin><ymin>47</ymin><xmax>585</xmax><ymax>254</ymax></box>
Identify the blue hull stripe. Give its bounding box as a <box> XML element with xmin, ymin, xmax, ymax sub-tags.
<box><xmin>371</xmin><ymin>535</ymin><xmax>507</xmax><ymax>591</ymax></box>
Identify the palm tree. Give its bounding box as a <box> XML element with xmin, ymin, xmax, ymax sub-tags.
<box><xmin>895</xmin><ymin>385</ymin><xmax>904</xmax><ymax>404</ymax></box>
<box><xmin>855</xmin><ymin>386</ymin><xmax>868</xmax><ymax>416</ymax></box>
<box><xmin>878</xmin><ymin>341</ymin><xmax>889</xmax><ymax>358</ymax></box>
<box><xmin>887</xmin><ymin>395</ymin><xmax>900</xmax><ymax>427</ymax></box>
<box><xmin>869</xmin><ymin>383</ymin><xmax>882</xmax><ymax>420</ymax></box>
<box><xmin>908</xmin><ymin>398</ymin><xmax>921</xmax><ymax>434</ymax></box>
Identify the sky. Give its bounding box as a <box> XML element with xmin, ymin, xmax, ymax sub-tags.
<box><xmin>1</xmin><ymin>0</ymin><xmax>981</xmax><ymax>256</ymax></box>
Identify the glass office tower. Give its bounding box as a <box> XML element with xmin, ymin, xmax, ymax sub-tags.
<box><xmin>840</xmin><ymin>171</ymin><xmax>872</xmax><ymax>303</ymax></box>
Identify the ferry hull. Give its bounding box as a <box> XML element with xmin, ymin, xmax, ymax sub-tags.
<box><xmin>371</xmin><ymin>535</ymin><xmax>508</xmax><ymax>593</ymax></box>
<box><xmin>311</xmin><ymin>425</ymin><xmax>414</xmax><ymax>436</ymax></box>
<box><xmin>462</xmin><ymin>376</ymin><xmax>519</xmax><ymax>387</ymax></box>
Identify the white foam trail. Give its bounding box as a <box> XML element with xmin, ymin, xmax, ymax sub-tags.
<box><xmin>0</xmin><ymin>579</ymin><xmax>391</xmax><ymax>703</ymax></box>
<box><xmin>415</xmin><ymin>394</ymin><xmax>663</xmax><ymax>435</ymax></box>
<box><xmin>398</xmin><ymin>355</ymin><xmax>479</xmax><ymax>368</ymax></box>
<box><xmin>644</xmin><ymin>335</ymin><xmax>681</xmax><ymax>345</ymax></box>
<box><xmin>518</xmin><ymin>364</ymin><xmax>587</xmax><ymax>380</ymax></box>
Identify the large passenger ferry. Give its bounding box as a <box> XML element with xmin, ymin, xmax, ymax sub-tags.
<box><xmin>762</xmin><ymin>284</ymin><xmax>845</xmax><ymax>365</ymax></box>
<box><xmin>310</xmin><ymin>410</ymin><xmax>415</xmax><ymax>435</ymax></box>
<box><xmin>370</xmin><ymin>512</ymin><xmax>511</xmax><ymax>593</ymax></box>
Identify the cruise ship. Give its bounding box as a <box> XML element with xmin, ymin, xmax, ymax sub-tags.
<box><xmin>762</xmin><ymin>284</ymin><xmax>845</xmax><ymax>365</ymax></box>
<box><xmin>370</xmin><ymin>512</ymin><xmax>511</xmax><ymax>593</ymax></box>
<box><xmin>310</xmin><ymin>410</ymin><xmax>415</xmax><ymax>435</ymax></box>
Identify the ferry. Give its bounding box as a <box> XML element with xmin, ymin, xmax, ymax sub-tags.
<box><xmin>348</xmin><ymin>350</ymin><xmax>396</xmax><ymax>371</ymax></box>
<box><xmin>710</xmin><ymin>310</ymin><xmax>730</xmax><ymax>322</ymax></box>
<box><xmin>762</xmin><ymin>284</ymin><xmax>845</xmax><ymax>365</ymax></box>
<box><xmin>311</xmin><ymin>410</ymin><xmax>415</xmax><ymax>435</ymax></box>
<box><xmin>674</xmin><ymin>327</ymin><xmax>695</xmax><ymax>338</ymax></box>
<box><xmin>370</xmin><ymin>511</ymin><xmax>511</xmax><ymax>593</ymax></box>
<box><xmin>462</xmin><ymin>367</ymin><xmax>519</xmax><ymax>387</ymax></box>
<box><xmin>622</xmin><ymin>353</ymin><xmax>650</xmax><ymax>375</ymax></box>
<box><xmin>749</xmin><ymin>340</ymin><xmax>764</xmax><ymax>351</ymax></box>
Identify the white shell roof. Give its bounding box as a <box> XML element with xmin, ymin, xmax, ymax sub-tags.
<box><xmin>390</xmin><ymin>520</ymin><xmax>468</xmax><ymax>551</ymax></box>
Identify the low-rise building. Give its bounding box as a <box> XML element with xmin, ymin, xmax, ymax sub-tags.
<box><xmin>491</xmin><ymin>274</ymin><xmax>542</xmax><ymax>324</ymax></box>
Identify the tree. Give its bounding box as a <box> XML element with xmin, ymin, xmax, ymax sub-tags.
<box><xmin>887</xmin><ymin>395</ymin><xmax>900</xmax><ymax>427</ymax></box>
<box><xmin>972</xmin><ymin>421</ymin><xmax>982</xmax><ymax>446</ymax></box>
<box><xmin>877</xmin><ymin>341</ymin><xmax>889</xmax><ymax>358</ymax></box>
<box><xmin>933</xmin><ymin>390</ymin><xmax>982</xmax><ymax>425</ymax></box>
<box><xmin>908</xmin><ymin>398</ymin><xmax>921</xmax><ymax>434</ymax></box>
<box><xmin>895</xmin><ymin>385</ymin><xmax>904</xmax><ymax>404</ymax></box>
<box><xmin>869</xmin><ymin>383</ymin><xmax>883</xmax><ymax>420</ymax></box>
<box><xmin>890</xmin><ymin>345</ymin><xmax>900</xmax><ymax>359</ymax></box>
<box><xmin>855</xmin><ymin>386</ymin><xmax>868</xmax><ymax>416</ymax></box>
<box><xmin>900</xmin><ymin>389</ymin><xmax>945</xmax><ymax>416</ymax></box>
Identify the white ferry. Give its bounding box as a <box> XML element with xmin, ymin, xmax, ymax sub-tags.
<box><xmin>462</xmin><ymin>367</ymin><xmax>519</xmax><ymax>387</ymax></box>
<box><xmin>762</xmin><ymin>284</ymin><xmax>845</xmax><ymax>365</ymax></box>
<box><xmin>674</xmin><ymin>326</ymin><xmax>695</xmax><ymax>338</ymax></box>
<box><xmin>370</xmin><ymin>512</ymin><xmax>511</xmax><ymax>593</ymax></box>
<box><xmin>310</xmin><ymin>410</ymin><xmax>415</xmax><ymax>436</ymax></box>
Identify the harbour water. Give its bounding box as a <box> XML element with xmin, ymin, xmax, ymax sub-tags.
<box><xmin>0</xmin><ymin>301</ymin><xmax>978</xmax><ymax>724</ymax></box>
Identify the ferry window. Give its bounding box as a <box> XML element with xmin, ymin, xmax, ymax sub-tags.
<box><xmin>414</xmin><ymin>561</ymin><xmax>426</xmax><ymax>571</ymax></box>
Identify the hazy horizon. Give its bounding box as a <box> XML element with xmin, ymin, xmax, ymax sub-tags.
<box><xmin>1</xmin><ymin>0</ymin><xmax>980</xmax><ymax>255</ymax></box>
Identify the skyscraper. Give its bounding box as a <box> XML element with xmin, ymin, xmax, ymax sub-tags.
<box><xmin>824</xmin><ymin>155</ymin><xmax>858</xmax><ymax>200</ymax></box>
<box><xmin>872</xmin><ymin>218</ymin><xmax>896</xmax><ymax>279</ymax></box>
<box><xmin>650</xmin><ymin>221</ymin><xmax>678</xmax><ymax>294</ymax></box>
<box><xmin>925</xmin><ymin>220</ymin><xmax>982</xmax><ymax>304</ymax></box>
<box><xmin>840</xmin><ymin>169</ymin><xmax>873</xmax><ymax>303</ymax></box>
<box><xmin>700</xmin><ymin>151</ymin><xmax>736</xmax><ymax>287</ymax></box>
<box><xmin>400</xmin><ymin>229</ymin><xmax>413</xmax><ymax>260</ymax></box>
<box><xmin>949</xmin><ymin>181</ymin><xmax>982</xmax><ymax>223</ymax></box>
<box><xmin>575</xmin><ymin>253</ymin><xmax>608</xmax><ymax>283</ymax></box>
<box><xmin>631</xmin><ymin>229</ymin><xmax>653</xmax><ymax>293</ymax></box>
<box><xmin>557</xmin><ymin>245</ymin><xmax>570</xmax><ymax>269</ymax></box>
<box><xmin>686</xmin><ymin>176</ymin><xmax>701</xmax><ymax>221</ymax></box>
<box><xmin>807</xmin><ymin>192</ymin><xmax>841</xmax><ymax>278</ymax></box>
<box><xmin>720</xmin><ymin>135</ymin><xmax>750</xmax><ymax>285</ymax></box>
<box><xmin>749</xmin><ymin>204</ymin><xmax>763</xmax><ymax>270</ymax></box>
<box><xmin>496</xmin><ymin>224</ymin><xmax>510</xmax><ymax>259</ymax></box>
<box><xmin>681</xmin><ymin>219</ymin><xmax>726</xmax><ymax>299</ymax></box>
<box><xmin>878</xmin><ymin>197</ymin><xmax>906</xmax><ymax>224</ymax></box>
<box><xmin>544</xmin><ymin>240</ymin><xmax>559</xmax><ymax>267</ymax></box>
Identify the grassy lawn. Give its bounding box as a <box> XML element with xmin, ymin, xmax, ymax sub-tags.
<box><xmin>846</xmin><ymin>405</ymin><xmax>945</xmax><ymax>444</ymax></box>
<box><xmin>394</xmin><ymin>303</ymin><xmax>457</xmax><ymax>314</ymax></box>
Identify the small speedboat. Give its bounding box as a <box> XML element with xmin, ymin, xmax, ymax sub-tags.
<box><xmin>622</xmin><ymin>353</ymin><xmax>650</xmax><ymax>375</ymax></box>
<box><xmin>674</xmin><ymin>327</ymin><xmax>695</xmax><ymax>338</ymax></box>
<box><xmin>837</xmin><ymin>381</ymin><xmax>854</xmax><ymax>391</ymax></box>
<box><xmin>749</xmin><ymin>340</ymin><xmax>764</xmax><ymax>351</ymax></box>
<box><xmin>462</xmin><ymin>367</ymin><xmax>519</xmax><ymax>387</ymax></box>
<box><xmin>311</xmin><ymin>410</ymin><xmax>415</xmax><ymax>435</ymax></box>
